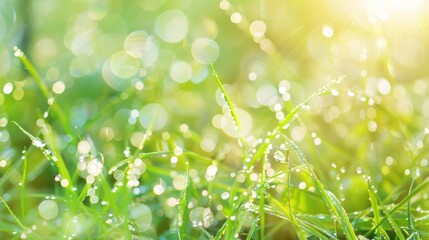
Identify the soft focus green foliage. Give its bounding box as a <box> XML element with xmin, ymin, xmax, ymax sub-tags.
<box><xmin>1</xmin><ymin>0</ymin><xmax>429</xmax><ymax>239</ymax></box>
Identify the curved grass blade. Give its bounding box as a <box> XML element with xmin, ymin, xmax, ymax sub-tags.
<box><xmin>178</xmin><ymin>165</ymin><xmax>190</xmax><ymax>239</ymax></box>
<box><xmin>407</xmin><ymin>180</ymin><xmax>421</xmax><ymax>240</ymax></box>
<box><xmin>20</xmin><ymin>149</ymin><xmax>28</xmax><ymax>218</ymax></box>
<box><xmin>284</xmin><ymin>136</ymin><xmax>357</xmax><ymax>239</ymax></box>
<box><xmin>210</xmin><ymin>63</ymin><xmax>242</xmax><ymax>136</ymax></box>
<box><xmin>364</xmin><ymin>179</ymin><xmax>429</xmax><ymax>238</ymax></box>
<box><xmin>268</xmin><ymin>195</ymin><xmax>307</xmax><ymax>239</ymax></box>
<box><xmin>13</xmin><ymin>47</ymin><xmax>71</xmax><ymax>133</ymax></box>
<box><xmin>367</xmin><ymin>180</ymin><xmax>389</xmax><ymax>239</ymax></box>
<box><xmin>108</xmin><ymin>151</ymin><xmax>173</xmax><ymax>174</ymax></box>
<box><xmin>247</xmin><ymin>76</ymin><xmax>344</xmax><ymax>168</ymax></box>
<box><xmin>13</xmin><ymin>122</ymin><xmax>74</xmax><ymax>196</ymax></box>
<box><xmin>0</xmin><ymin>195</ymin><xmax>28</xmax><ymax>232</ymax></box>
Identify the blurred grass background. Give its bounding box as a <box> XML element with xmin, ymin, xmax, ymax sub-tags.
<box><xmin>1</xmin><ymin>0</ymin><xmax>429</xmax><ymax>237</ymax></box>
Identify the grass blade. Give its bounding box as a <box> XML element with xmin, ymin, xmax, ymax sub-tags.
<box><xmin>247</xmin><ymin>76</ymin><xmax>344</xmax><ymax>168</ymax></box>
<box><xmin>178</xmin><ymin>165</ymin><xmax>190</xmax><ymax>239</ymax></box>
<box><xmin>0</xmin><ymin>195</ymin><xmax>27</xmax><ymax>232</ymax></box>
<box><xmin>367</xmin><ymin>180</ymin><xmax>389</xmax><ymax>239</ymax></box>
<box><xmin>407</xmin><ymin>180</ymin><xmax>421</xmax><ymax>240</ymax></box>
<box><xmin>13</xmin><ymin>47</ymin><xmax>71</xmax><ymax>133</ymax></box>
<box><xmin>284</xmin><ymin>136</ymin><xmax>357</xmax><ymax>239</ymax></box>
<box><xmin>20</xmin><ymin>148</ymin><xmax>28</xmax><ymax>218</ymax></box>
<box><xmin>364</xmin><ymin>179</ymin><xmax>429</xmax><ymax>238</ymax></box>
<box><xmin>268</xmin><ymin>195</ymin><xmax>307</xmax><ymax>239</ymax></box>
<box><xmin>13</xmin><ymin>122</ymin><xmax>75</xmax><ymax>197</ymax></box>
<box><xmin>210</xmin><ymin>63</ymin><xmax>242</xmax><ymax>136</ymax></box>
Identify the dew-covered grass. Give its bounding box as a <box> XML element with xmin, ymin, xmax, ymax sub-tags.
<box><xmin>2</xmin><ymin>0</ymin><xmax>429</xmax><ymax>239</ymax></box>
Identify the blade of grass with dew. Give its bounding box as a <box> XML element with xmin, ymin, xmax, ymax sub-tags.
<box><xmin>268</xmin><ymin>195</ymin><xmax>307</xmax><ymax>239</ymax></box>
<box><xmin>284</xmin><ymin>136</ymin><xmax>357</xmax><ymax>239</ymax></box>
<box><xmin>97</xmin><ymin>173</ymin><xmax>133</xmax><ymax>238</ymax></box>
<box><xmin>295</xmin><ymin>217</ymin><xmax>336</xmax><ymax>239</ymax></box>
<box><xmin>13</xmin><ymin>122</ymin><xmax>75</xmax><ymax>197</ymax></box>
<box><xmin>213</xmin><ymin>197</ymin><xmax>246</xmax><ymax>240</ymax></box>
<box><xmin>246</xmin><ymin>76</ymin><xmax>345</xmax><ymax>168</ymax></box>
<box><xmin>364</xmin><ymin>179</ymin><xmax>429</xmax><ymax>238</ymax></box>
<box><xmin>20</xmin><ymin>148</ymin><xmax>28</xmax><ymax>218</ymax></box>
<box><xmin>367</xmin><ymin>179</ymin><xmax>390</xmax><ymax>239</ymax></box>
<box><xmin>178</xmin><ymin>164</ymin><xmax>190</xmax><ymax>239</ymax></box>
<box><xmin>0</xmin><ymin>194</ymin><xmax>28</xmax><ymax>234</ymax></box>
<box><xmin>210</xmin><ymin>63</ymin><xmax>248</xmax><ymax>150</ymax></box>
<box><xmin>245</xmin><ymin>217</ymin><xmax>259</xmax><ymax>240</ymax></box>
<box><xmin>136</xmin><ymin>108</ymin><xmax>158</xmax><ymax>153</ymax></box>
<box><xmin>108</xmin><ymin>151</ymin><xmax>173</xmax><ymax>200</ymax></box>
<box><xmin>200</xmin><ymin>227</ymin><xmax>214</xmax><ymax>240</ymax></box>
<box><xmin>259</xmin><ymin>153</ymin><xmax>267</xmax><ymax>239</ymax></box>
<box><xmin>407</xmin><ymin>180</ymin><xmax>421</xmax><ymax>240</ymax></box>
<box><xmin>264</xmin><ymin>205</ymin><xmax>333</xmax><ymax>239</ymax></box>
<box><xmin>13</xmin><ymin>47</ymin><xmax>71</xmax><ymax>134</ymax></box>
<box><xmin>108</xmin><ymin>151</ymin><xmax>173</xmax><ymax>174</ymax></box>
<box><xmin>383</xmin><ymin>208</ymin><xmax>405</xmax><ymax>240</ymax></box>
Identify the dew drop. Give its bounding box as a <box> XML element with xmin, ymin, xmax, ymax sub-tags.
<box><xmin>356</xmin><ymin>167</ymin><xmax>363</xmax><ymax>175</ymax></box>
<box><xmin>221</xmin><ymin>192</ymin><xmax>230</xmax><ymax>200</ymax></box>
<box><xmin>32</xmin><ymin>138</ymin><xmax>46</xmax><ymax>148</ymax></box>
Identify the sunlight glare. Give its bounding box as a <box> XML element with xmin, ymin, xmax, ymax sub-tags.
<box><xmin>363</xmin><ymin>0</ymin><xmax>424</xmax><ymax>22</ymax></box>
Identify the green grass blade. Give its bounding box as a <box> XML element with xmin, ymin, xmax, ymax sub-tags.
<box><xmin>407</xmin><ymin>180</ymin><xmax>420</xmax><ymax>240</ymax></box>
<box><xmin>259</xmin><ymin>153</ymin><xmax>266</xmax><ymax>239</ymax></box>
<box><xmin>210</xmin><ymin>63</ymin><xmax>244</xmax><ymax>140</ymax></box>
<box><xmin>20</xmin><ymin>148</ymin><xmax>28</xmax><ymax>218</ymax></box>
<box><xmin>13</xmin><ymin>47</ymin><xmax>71</xmax><ymax>133</ymax></box>
<box><xmin>367</xmin><ymin>180</ymin><xmax>389</xmax><ymax>239</ymax></box>
<box><xmin>0</xmin><ymin>195</ymin><xmax>27</xmax><ymax>232</ymax></box>
<box><xmin>365</xmin><ymin>179</ymin><xmax>429</xmax><ymax>238</ymax></box>
<box><xmin>247</xmin><ymin>76</ymin><xmax>344</xmax><ymax>168</ymax></box>
<box><xmin>268</xmin><ymin>195</ymin><xmax>307</xmax><ymax>239</ymax></box>
<box><xmin>245</xmin><ymin>217</ymin><xmax>259</xmax><ymax>240</ymax></box>
<box><xmin>285</xmin><ymin>136</ymin><xmax>357</xmax><ymax>239</ymax></box>
<box><xmin>13</xmin><ymin>122</ymin><xmax>75</xmax><ymax>197</ymax></box>
<box><xmin>178</xmin><ymin>165</ymin><xmax>190</xmax><ymax>239</ymax></box>
<box><xmin>108</xmin><ymin>151</ymin><xmax>172</xmax><ymax>174</ymax></box>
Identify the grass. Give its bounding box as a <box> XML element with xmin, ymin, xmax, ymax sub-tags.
<box><xmin>0</xmin><ymin>46</ymin><xmax>429</xmax><ymax>239</ymax></box>
<box><xmin>2</xmin><ymin>14</ymin><xmax>429</xmax><ymax>239</ymax></box>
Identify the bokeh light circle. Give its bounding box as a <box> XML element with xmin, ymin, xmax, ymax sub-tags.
<box><xmin>129</xmin><ymin>203</ymin><xmax>152</xmax><ymax>231</ymax></box>
<box><xmin>110</xmin><ymin>51</ymin><xmax>140</xmax><ymax>79</ymax></box>
<box><xmin>39</xmin><ymin>200</ymin><xmax>59</xmax><ymax>220</ymax></box>
<box><xmin>170</xmin><ymin>61</ymin><xmax>192</xmax><ymax>83</ymax></box>
<box><xmin>139</xmin><ymin>103</ymin><xmax>168</xmax><ymax>130</ymax></box>
<box><xmin>124</xmin><ymin>31</ymin><xmax>158</xmax><ymax>66</ymax></box>
<box><xmin>191</xmin><ymin>38</ymin><xmax>220</xmax><ymax>64</ymax></box>
<box><xmin>155</xmin><ymin>10</ymin><xmax>189</xmax><ymax>43</ymax></box>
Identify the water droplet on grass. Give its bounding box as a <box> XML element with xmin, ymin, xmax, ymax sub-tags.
<box><xmin>205</xmin><ymin>164</ymin><xmax>218</xmax><ymax>181</ymax></box>
<box><xmin>356</xmin><ymin>167</ymin><xmax>363</xmax><ymax>174</ymax></box>
<box><xmin>153</xmin><ymin>183</ymin><xmax>165</xmax><ymax>195</ymax></box>
<box><xmin>273</xmin><ymin>150</ymin><xmax>286</xmax><ymax>163</ymax></box>
<box><xmin>14</xmin><ymin>47</ymin><xmax>24</xmax><ymax>57</ymax></box>
<box><xmin>32</xmin><ymin>138</ymin><xmax>46</xmax><ymax>148</ymax></box>
<box><xmin>221</xmin><ymin>192</ymin><xmax>230</xmax><ymax>200</ymax></box>
<box><xmin>87</xmin><ymin>160</ymin><xmax>103</xmax><ymax>176</ymax></box>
